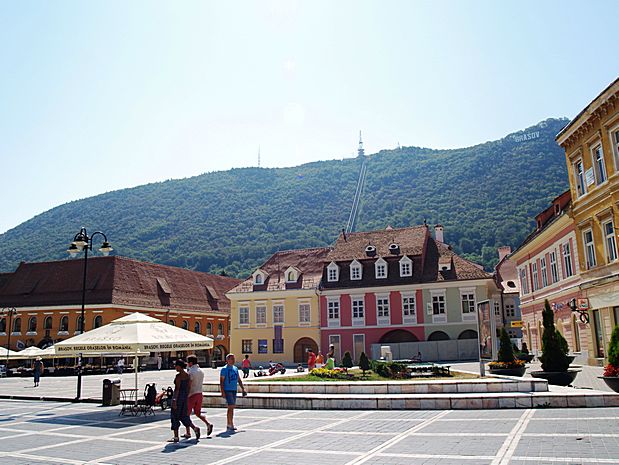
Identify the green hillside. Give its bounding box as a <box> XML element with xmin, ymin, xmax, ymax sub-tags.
<box><xmin>0</xmin><ymin>118</ymin><xmax>569</xmax><ymax>276</ymax></box>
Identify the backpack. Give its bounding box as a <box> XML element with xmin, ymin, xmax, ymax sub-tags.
<box><xmin>145</xmin><ymin>383</ymin><xmax>157</xmax><ymax>405</ymax></box>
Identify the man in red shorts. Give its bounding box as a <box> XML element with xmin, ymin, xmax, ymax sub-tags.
<box><xmin>184</xmin><ymin>355</ymin><xmax>213</xmax><ymax>438</ymax></box>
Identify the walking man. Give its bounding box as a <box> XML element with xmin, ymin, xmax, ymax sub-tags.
<box><xmin>184</xmin><ymin>355</ymin><xmax>213</xmax><ymax>438</ymax></box>
<box><xmin>32</xmin><ymin>357</ymin><xmax>44</xmax><ymax>387</ymax></box>
<box><xmin>168</xmin><ymin>359</ymin><xmax>200</xmax><ymax>443</ymax></box>
<box><xmin>157</xmin><ymin>354</ymin><xmax>162</xmax><ymax>371</ymax></box>
<box><xmin>220</xmin><ymin>354</ymin><xmax>246</xmax><ymax>433</ymax></box>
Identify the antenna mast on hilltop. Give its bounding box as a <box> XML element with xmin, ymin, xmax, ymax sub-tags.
<box><xmin>358</xmin><ymin>130</ymin><xmax>365</xmax><ymax>157</ymax></box>
<box><xmin>346</xmin><ymin>130</ymin><xmax>368</xmax><ymax>233</ymax></box>
<box><xmin>257</xmin><ymin>145</ymin><xmax>261</xmax><ymax>168</ymax></box>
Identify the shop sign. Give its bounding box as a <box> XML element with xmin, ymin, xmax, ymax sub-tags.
<box><xmin>551</xmin><ymin>301</ymin><xmax>566</xmax><ymax>311</ymax></box>
<box><xmin>577</xmin><ymin>298</ymin><xmax>590</xmax><ymax>310</ymax></box>
<box><xmin>510</xmin><ymin>320</ymin><xmax>524</xmax><ymax>328</ymax></box>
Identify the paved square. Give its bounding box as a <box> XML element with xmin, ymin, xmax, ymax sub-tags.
<box><xmin>0</xmin><ymin>400</ymin><xmax>618</xmax><ymax>464</ymax></box>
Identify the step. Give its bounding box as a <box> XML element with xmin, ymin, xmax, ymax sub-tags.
<box><xmin>202</xmin><ymin>377</ymin><xmax>549</xmax><ymax>395</ymax></box>
<box><xmin>201</xmin><ymin>389</ymin><xmax>619</xmax><ymax>410</ymax></box>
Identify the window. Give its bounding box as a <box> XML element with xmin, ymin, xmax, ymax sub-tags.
<box><xmin>329</xmin><ymin>334</ymin><xmax>341</xmax><ymax>362</ymax></box>
<box><xmin>254</xmin><ymin>273</ymin><xmax>263</xmax><ymax>285</ymax></box>
<box><xmin>519</xmin><ymin>268</ymin><xmax>529</xmax><ymax>294</ymax></box>
<box><xmin>93</xmin><ymin>315</ymin><xmax>102</xmax><ymax>329</ymax></box>
<box><xmin>549</xmin><ymin>251</ymin><xmax>558</xmax><ymax>284</ymax></box>
<box><xmin>612</xmin><ymin>127</ymin><xmax>619</xmax><ymax>169</ymax></box>
<box><xmin>375</xmin><ymin>258</ymin><xmax>387</xmax><ymax>279</ymax></box>
<box><xmin>169</xmin><ymin>319</ymin><xmax>176</xmax><ymax>327</ymax></box>
<box><xmin>76</xmin><ymin>316</ymin><xmax>84</xmax><ymax>333</ymax></box>
<box><xmin>563</xmin><ymin>242</ymin><xmax>573</xmax><ymax>278</ymax></box>
<box><xmin>242</xmin><ymin>339</ymin><xmax>253</xmax><ymax>353</ymax></box>
<box><xmin>258</xmin><ymin>339</ymin><xmax>268</xmax><ymax>354</ymax></box>
<box><xmin>13</xmin><ymin>317</ymin><xmax>21</xmax><ymax>333</ymax></box>
<box><xmin>194</xmin><ymin>322</ymin><xmax>201</xmax><ymax>334</ymax></box>
<box><xmin>273</xmin><ymin>339</ymin><xmax>284</xmax><ymax>353</ymax></box>
<box><xmin>327</xmin><ymin>299</ymin><xmax>340</xmax><ymax>326</ymax></box>
<box><xmin>584</xmin><ymin>229</ymin><xmax>597</xmax><ymax>269</ymax></box>
<box><xmin>574</xmin><ymin>159</ymin><xmax>586</xmax><ymax>197</ymax></box>
<box><xmin>461</xmin><ymin>292</ymin><xmax>475</xmax><ymax>314</ymax></box>
<box><xmin>299</xmin><ymin>303</ymin><xmax>311</xmax><ymax>324</ymax></box>
<box><xmin>28</xmin><ymin>316</ymin><xmax>37</xmax><ymax>333</ymax></box>
<box><xmin>59</xmin><ymin>316</ymin><xmax>69</xmax><ymax>332</ymax></box>
<box><xmin>206</xmin><ymin>322</ymin><xmax>212</xmax><ymax>334</ymax></box>
<box><xmin>432</xmin><ymin>294</ymin><xmax>445</xmax><ymax>314</ymax></box>
<box><xmin>352</xmin><ymin>297</ymin><xmax>365</xmax><ymax>324</ymax></box>
<box><xmin>327</xmin><ymin>262</ymin><xmax>339</xmax><ymax>282</ymax></box>
<box><xmin>218</xmin><ymin>322</ymin><xmax>224</xmax><ymax>335</ymax></box>
<box><xmin>399</xmin><ymin>256</ymin><xmax>412</xmax><ymax>277</ymax></box>
<box><xmin>531</xmin><ymin>262</ymin><xmax>539</xmax><ymax>291</ymax></box>
<box><xmin>350</xmin><ymin>260</ymin><xmax>362</xmax><ymax>280</ymax></box>
<box><xmin>256</xmin><ymin>305</ymin><xmax>267</xmax><ymax>325</ymax></box>
<box><xmin>505</xmin><ymin>303</ymin><xmax>516</xmax><ymax>318</ymax></box>
<box><xmin>592</xmin><ymin>144</ymin><xmax>607</xmax><ymax>184</ymax></box>
<box><xmin>402</xmin><ymin>293</ymin><xmax>416</xmax><ymax>324</ymax></box>
<box><xmin>273</xmin><ymin>304</ymin><xmax>284</xmax><ymax>324</ymax></box>
<box><xmin>540</xmin><ymin>257</ymin><xmax>548</xmax><ymax>288</ymax></box>
<box><xmin>353</xmin><ymin>334</ymin><xmax>365</xmax><ymax>363</ymax></box>
<box><xmin>376</xmin><ymin>295</ymin><xmax>390</xmax><ymax>324</ymax></box>
<box><xmin>0</xmin><ymin>318</ymin><xmax>5</xmax><ymax>333</ymax></box>
<box><xmin>494</xmin><ymin>301</ymin><xmax>501</xmax><ymax>316</ymax></box>
<box><xmin>182</xmin><ymin>320</ymin><xmax>189</xmax><ymax>330</ymax></box>
<box><xmin>603</xmin><ymin>220</ymin><xmax>618</xmax><ymax>262</ymax></box>
<box><xmin>285</xmin><ymin>267</ymin><xmax>297</xmax><ymax>282</ymax></box>
<box><xmin>239</xmin><ymin>307</ymin><xmax>249</xmax><ymax>325</ymax></box>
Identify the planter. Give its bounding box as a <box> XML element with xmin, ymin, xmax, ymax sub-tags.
<box><xmin>530</xmin><ymin>369</ymin><xmax>580</xmax><ymax>386</ymax></box>
<box><xmin>599</xmin><ymin>376</ymin><xmax>619</xmax><ymax>393</ymax></box>
<box><xmin>516</xmin><ymin>354</ymin><xmax>534</xmax><ymax>363</ymax></box>
<box><xmin>488</xmin><ymin>366</ymin><xmax>526</xmax><ymax>377</ymax></box>
<box><xmin>567</xmin><ymin>355</ymin><xmax>576</xmax><ymax>365</ymax></box>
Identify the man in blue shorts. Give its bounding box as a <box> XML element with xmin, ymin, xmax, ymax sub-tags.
<box><xmin>220</xmin><ymin>353</ymin><xmax>247</xmax><ymax>432</ymax></box>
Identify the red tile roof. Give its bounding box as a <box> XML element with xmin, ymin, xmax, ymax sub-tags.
<box><xmin>0</xmin><ymin>256</ymin><xmax>241</xmax><ymax>315</ymax></box>
<box><xmin>229</xmin><ymin>247</ymin><xmax>331</xmax><ymax>293</ymax></box>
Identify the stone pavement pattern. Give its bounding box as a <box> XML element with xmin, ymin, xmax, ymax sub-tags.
<box><xmin>0</xmin><ymin>400</ymin><xmax>618</xmax><ymax>465</ymax></box>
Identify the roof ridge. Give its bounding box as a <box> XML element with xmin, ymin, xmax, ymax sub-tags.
<box><xmin>344</xmin><ymin>225</ymin><xmax>428</xmax><ymax>236</ymax></box>
<box><xmin>273</xmin><ymin>246</ymin><xmax>331</xmax><ymax>255</ymax></box>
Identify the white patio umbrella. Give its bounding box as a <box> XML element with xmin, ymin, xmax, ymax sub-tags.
<box><xmin>54</xmin><ymin>313</ymin><xmax>214</xmax><ymax>392</ymax></box>
<box><xmin>1</xmin><ymin>347</ymin><xmax>21</xmax><ymax>359</ymax></box>
<box><xmin>12</xmin><ymin>346</ymin><xmax>45</xmax><ymax>360</ymax></box>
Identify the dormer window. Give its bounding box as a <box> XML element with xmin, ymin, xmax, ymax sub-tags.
<box><xmin>253</xmin><ymin>269</ymin><xmax>267</xmax><ymax>285</ymax></box>
<box><xmin>388</xmin><ymin>243</ymin><xmax>400</xmax><ymax>255</ymax></box>
<box><xmin>327</xmin><ymin>262</ymin><xmax>339</xmax><ymax>282</ymax></box>
<box><xmin>350</xmin><ymin>260</ymin><xmax>362</xmax><ymax>280</ymax></box>
<box><xmin>399</xmin><ymin>256</ymin><xmax>412</xmax><ymax>277</ymax></box>
<box><xmin>365</xmin><ymin>245</ymin><xmax>376</xmax><ymax>257</ymax></box>
<box><xmin>285</xmin><ymin>266</ymin><xmax>299</xmax><ymax>283</ymax></box>
<box><xmin>375</xmin><ymin>257</ymin><xmax>387</xmax><ymax>279</ymax></box>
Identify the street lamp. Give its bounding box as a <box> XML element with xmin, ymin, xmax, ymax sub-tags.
<box><xmin>1</xmin><ymin>307</ymin><xmax>18</xmax><ymax>370</ymax></box>
<box><xmin>67</xmin><ymin>227</ymin><xmax>112</xmax><ymax>400</ymax></box>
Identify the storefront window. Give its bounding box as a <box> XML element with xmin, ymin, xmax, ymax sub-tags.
<box><xmin>592</xmin><ymin>310</ymin><xmax>605</xmax><ymax>358</ymax></box>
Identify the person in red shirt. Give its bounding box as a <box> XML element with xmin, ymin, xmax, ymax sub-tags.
<box><xmin>241</xmin><ymin>354</ymin><xmax>252</xmax><ymax>378</ymax></box>
<box><xmin>307</xmin><ymin>349</ymin><xmax>316</xmax><ymax>371</ymax></box>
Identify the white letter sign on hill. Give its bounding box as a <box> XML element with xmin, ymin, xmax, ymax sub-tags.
<box><xmin>511</xmin><ymin>131</ymin><xmax>540</xmax><ymax>143</ymax></box>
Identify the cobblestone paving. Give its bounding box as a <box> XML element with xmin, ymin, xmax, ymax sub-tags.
<box><xmin>0</xmin><ymin>400</ymin><xmax>617</xmax><ymax>464</ymax></box>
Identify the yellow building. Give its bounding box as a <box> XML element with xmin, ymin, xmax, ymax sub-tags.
<box><xmin>556</xmin><ymin>77</ymin><xmax>619</xmax><ymax>365</ymax></box>
<box><xmin>227</xmin><ymin>247</ymin><xmax>330</xmax><ymax>365</ymax></box>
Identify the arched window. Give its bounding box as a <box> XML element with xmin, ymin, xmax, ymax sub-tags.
<box><xmin>44</xmin><ymin>316</ymin><xmax>53</xmax><ymax>330</ymax></box>
<box><xmin>207</xmin><ymin>322</ymin><xmax>212</xmax><ymax>335</ymax></box>
<box><xmin>168</xmin><ymin>320</ymin><xmax>176</xmax><ymax>326</ymax></box>
<box><xmin>288</xmin><ymin>271</ymin><xmax>295</xmax><ymax>281</ymax></box>
<box><xmin>76</xmin><ymin>316</ymin><xmax>84</xmax><ymax>333</ymax></box>
<box><xmin>182</xmin><ymin>320</ymin><xmax>189</xmax><ymax>330</ymax></box>
<box><xmin>13</xmin><ymin>317</ymin><xmax>22</xmax><ymax>333</ymax></box>
<box><xmin>60</xmin><ymin>316</ymin><xmax>69</xmax><ymax>332</ymax></box>
<box><xmin>427</xmin><ymin>331</ymin><xmax>450</xmax><ymax>341</ymax></box>
<box><xmin>94</xmin><ymin>315</ymin><xmax>103</xmax><ymax>329</ymax></box>
<box><xmin>194</xmin><ymin>322</ymin><xmax>201</xmax><ymax>334</ymax></box>
<box><xmin>218</xmin><ymin>323</ymin><xmax>224</xmax><ymax>336</ymax></box>
<box><xmin>0</xmin><ymin>318</ymin><xmax>6</xmax><ymax>333</ymax></box>
<box><xmin>28</xmin><ymin>316</ymin><xmax>37</xmax><ymax>333</ymax></box>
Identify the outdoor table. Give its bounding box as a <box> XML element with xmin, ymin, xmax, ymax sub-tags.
<box><xmin>119</xmin><ymin>388</ymin><xmax>138</xmax><ymax>416</ymax></box>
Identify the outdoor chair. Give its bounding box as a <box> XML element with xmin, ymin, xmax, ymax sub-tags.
<box><xmin>0</xmin><ymin>365</ymin><xmax>6</xmax><ymax>378</ymax></box>
<box><xmin>135</xmin><ymin>383</ymin><xmax>157</xmax><ymax>416</ymax></box>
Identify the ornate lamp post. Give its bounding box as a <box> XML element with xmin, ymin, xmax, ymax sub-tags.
<box><xmin>67</xmin><ymin>227</ymin><xmax>112</xmax><ymax>400</ymax></box>
<box><xmin>1</xmin><ymin>307</ymin><xmax>18</xmax><ymax>370</ymax></box>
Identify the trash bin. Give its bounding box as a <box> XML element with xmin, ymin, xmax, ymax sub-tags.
<box><xmin>102</xmin><ymin>378</ymin><xmax>121</xmax><ymax>406</ymax></box>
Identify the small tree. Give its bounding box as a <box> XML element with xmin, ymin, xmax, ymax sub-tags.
<box><xmin>608</xmin><ymin>325</ymin><xmax>619</xmax><ymax>368</ymax></box>
<box><xmin>557</xmin><ymin>330</ymin><xmax>569</xmax><ymax>356</ymax></box>
<box><xmin>498</xmin><ymin>328</ymin><xmax>515</xmax><ymax>363</ymax></box>
<box><xmin>521</xmin><ymin>341</ymin><xmax>529</xmax><ymax>354</ymax></box>
<box><xmin>341</xmin><ymin>351</ymin><xmax>353</xmax><ymax>372</ymax></box>
<box><xmin>539</xmin><ymin>299</ymin><xmax>570</xmax><ymax>372</ymax></box>
<box><xmin>359</xmin><ymin>352</ymin><xmax>370</xmax><ymax>377</ymax></box>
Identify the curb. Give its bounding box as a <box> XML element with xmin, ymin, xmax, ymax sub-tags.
<box><xmin>0</xmin><ymin>395</ymin><xmax>101</xmax><ymax>404</ymax></box>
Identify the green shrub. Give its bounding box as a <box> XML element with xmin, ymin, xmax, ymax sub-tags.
<box><xmin>498</xmin><ymin>328</ymin><xmax>516</xmax><ymax>363</ymax></box>
<box><xmin>539</xmin><ymin>299</ymin><xmax>569</xmax><ymax>372</ymax></box>
<box><xmin>310</xmin><ymin>368</ymin><xmax>348</xmax><ymax>379</ymax></box>
<box><xmin>370</xmin><ymin>360</ymin><xmax>408</xmax><ymax>379</ymax></box>
<box><xmin>608</xmin><ymin>325</ymin><xmax>619</xmax><ymax>368</ymax></box>
<box><xmin>359</xmin><ymin>352</ymin><xmax>370</xmax><ymax>377</ymax></box>
<box><xmin>557</xmin><ymin>331</ymin><xmax>569</xmax><ymax>355</ymax></box>
<box><xmin>341</xmin><ymin>351</ymin><xmax>353</xmax><ymax>371</ymax></box>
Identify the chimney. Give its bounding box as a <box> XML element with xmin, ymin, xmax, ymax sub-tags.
<box><xmin>498</xmin><ymin>246</ymin><xmax>511</xmax><ymax>262</ymax></box>
<box><xmin>434</xmin><ymin>224</ymin><xmax>444</xmax><ymax>243</ymax></box>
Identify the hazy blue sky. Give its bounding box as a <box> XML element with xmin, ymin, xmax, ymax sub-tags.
<box><xmin>0</xmin><ymin>1</ymin><xmax>617</xmax><ymax>234</ymax></box>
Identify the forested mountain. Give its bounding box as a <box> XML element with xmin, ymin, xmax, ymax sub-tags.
<box><xmin>0</xmin><ymin>118</ymin><xmax>569</xmax><ymax>276</ymax></box>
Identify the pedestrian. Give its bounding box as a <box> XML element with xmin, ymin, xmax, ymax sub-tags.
<box><xmin>315</xmin><ymin>352</ymin><xmax>324</xmax><ymax>368</ymax></box>
<box><xmin>168</xmin><ymin>359</ymin><xmax>200</xmax><ymax>443</ymax></box>
<box><xmin>32</xmin><ymin>357</ymin><xmax>44</xmax><ymax>387</ymax></box>
<box><xmin>157</xmin><ymin>354</ymin><xmax>162</xmax><ymax>371</ymax></box>
<box><xmin>327</xmin><ymin>344</ymin><xmax>336</xmax><ymax>365</ymax></box>
<box><xmin>324</xmin><ymin>354</ymin><xmax>335</xmax><ymax>370</ymax></box>
<box><xmin>220</xmin><ymin>354</ymin><xmax>246</xmax><ymax>433</ymax></box>
<box><xmin>184</xmin><ymin>355</ymin><xmax>213</xmax><ymax>438</ymax></box>
<box><xmin>241</xmin><ymin>354</ymin><xmax>251</xmax><ymax>378</ymax></box>
<box><xmin>116</xmin><ymin>358</ymin><xmax>124</xmax><ymax>375</ymax></box>
<box><xmin>307</xmin><ymin>349</ymin><xmax>316</xmax><ymax>372</ymax></box>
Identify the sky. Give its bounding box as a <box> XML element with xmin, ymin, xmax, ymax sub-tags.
<box><xmin>0</xmin><ymin>1</ymin><xmax>617</xmax><ymax>234</ymax></box>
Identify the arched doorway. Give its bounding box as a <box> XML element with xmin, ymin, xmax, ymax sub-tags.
<box><xmin>380</xmin><ymin>330</ymin><xmax>419</xmax><ymax>343</ymax></box>
<box><xmin>293</xmin><ymin>337</ymin><xmax>318</xmax><ymax>364</ymax></box>
<box><xmin>428</xmin><ymin>331</ymin><xmax>450</xmax><ymax>341</ymax></box>
<box><xmin>458</xmin><ymin>329</ymin><xmax>477</xmax><ymax>340</ymax></box>
<box><xmin>213</xmin><ymin>345</ymin><xmax>227</xmax><ymax>362</ymax></box>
